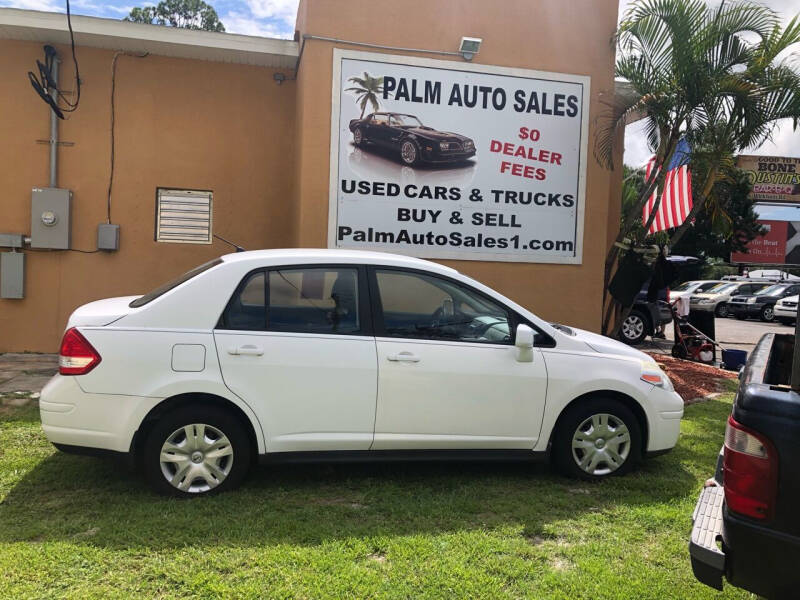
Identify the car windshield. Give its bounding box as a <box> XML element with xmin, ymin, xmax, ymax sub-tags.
<box><xmin>672</xmin><ymin>281</ymin><xmax>697</xmax><ymax>292</ymax></box>
<box><xmin>697</xmin><ymin>281</ymin><xmax>721</xmax><ymax>292</ymax></box>
<box><xmin>390</xmin><ymin>114</ymin><xmax>422</xmax><ymax>127</ymax></box>
<box><xmin>706</xmin><ymin>283</ymin><xmax>735</xmax><ymax>295</ymax></box>
<box><xmin>755</xmin><ymin>284</ymin><xmax>788</xmax><ymax>297</ymax></box>
<box><xmin>129</xmin><ymin>258</ymin><xmax>223</xmax><ymax>308</ymax></box>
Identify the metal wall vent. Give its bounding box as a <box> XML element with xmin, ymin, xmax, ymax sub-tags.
<box><xmin>155</xmin><ymin>188</ymin><xmax>212</xmax><ymax>244</ymax></box>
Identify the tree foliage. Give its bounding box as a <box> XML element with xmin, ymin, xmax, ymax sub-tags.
<box><xmin>125</xmin><ymin>0</ymin><xmax>225</xmax><ymax>32</ymax></box>
<box><xmin>345</xmin><ymin>73</ymin><xmax>384</xmax><ymax>118</ymax></box>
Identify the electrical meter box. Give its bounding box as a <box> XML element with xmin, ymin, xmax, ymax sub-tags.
<box><xmin>31</xmin><ymin>188</ymin><xmax>72</xmax><ymax>249</ymax></box>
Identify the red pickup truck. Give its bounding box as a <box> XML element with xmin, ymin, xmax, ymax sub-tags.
<box><xmin>690</xmin><ymin>332</ymin><xmax>800</xmax><ymax>597</ymax></box>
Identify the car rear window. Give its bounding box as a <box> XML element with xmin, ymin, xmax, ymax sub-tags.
<box><xmin>129</xmin><ymin>258</ymin><xmax>223</xmax><ymax>308</ymax></box>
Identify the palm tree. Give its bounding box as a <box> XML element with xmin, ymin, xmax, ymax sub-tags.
<box><xmin>597</xmin><ymin>0</ymin><xmax>800</xmax><ymax>335</ymax></box>
<box><xmin>345</xmin><ymin>72</ymin><xmax>384</xmax><ymax>118</ymax></box>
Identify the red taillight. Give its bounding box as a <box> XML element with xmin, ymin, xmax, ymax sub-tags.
<box><xmin>723</xmin><ymin>415</ymin><xmax>778</xmax><ymax>520</ymax></box>
<box><xmin>58</xmin><ymin>328</ymin><xmax>101</xmax><ymax>375</ymax></box>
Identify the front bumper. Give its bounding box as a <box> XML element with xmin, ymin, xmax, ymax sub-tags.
<box><xmin>689</xmin><ymin>302</ymin><xmax>716</xmax><ymax>312</ymax></box>
<box><xmin>774</xmin><ymin>306</ymin><xmax>797</xmax><ymax>319</ymax></box>
<box><xmin>728</xmin><ymin>303</ymin><xmax>763</xmax><ymax>317</ymax></box>
<box><xmin>422</xmin><ymin>147</ymin><xmax>476</xmax><ymax>163</ymax></box>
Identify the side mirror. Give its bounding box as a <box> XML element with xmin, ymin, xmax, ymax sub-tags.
<box><xmin>515</xmin><ymin>324</ymin><xmax>534</xmax><ymax>362</ymax></box>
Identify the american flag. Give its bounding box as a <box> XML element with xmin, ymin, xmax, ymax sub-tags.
<box><xmin>642</xmin><ymin>138</ymin><xmax>693</xmax><ymax>234</ymax></box>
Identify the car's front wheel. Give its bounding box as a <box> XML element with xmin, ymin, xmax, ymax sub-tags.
<box><xmin>619</xmin><ymin>309</ymin><xmax>649</xmax><ymax>345</ymax></box>
<box><xmin>353</xmin><ymin>127</ymin><xmax>364</xmax><ymax>146</ymax></box>
<box><xmin>400</xmin><ymin>139</ymin><xmax>421</xmax><ymax>166</ymax></box>
<box><xmin>553</xmin><ymin>399</ymin><xmax>642</xmax><ymax>480</ymax></box>
<box><xmin>715</xmin><ymin>302</ymin><xmax>729</xmax><ymax>318</ymax></box>
<box><xmin>760</xmin><ymin>305</ymin><xmax>775</xmax><ymax>322</ymax></box>
<box><xmin>142</xmin><ymin>405</ymin><xmax>251</xmax><ymax>497</ymax></box>
<box><xmin>778</xmin><ymin>317</ymin><xmax>796</xmax><ymax>326</ymax></box>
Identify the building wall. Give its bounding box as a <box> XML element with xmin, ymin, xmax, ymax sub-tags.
<box><xmin>294</xmin><ymin>0</ymin><xmax>621</xmax><ymax>332</ymax></box>
<box><xmin>0</xmin><ymin>40</ymin><xmax>297</xmax><ymax>351</ymax></box>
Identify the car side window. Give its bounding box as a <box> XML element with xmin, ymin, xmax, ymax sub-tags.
<box><xmin>374</xmin><ymin>269</ymin><xmax>512</xmax><ymax>344</ymax></box>
<box><xmin>221</xmin><ymin>271</ymin><xmax>266</xmax><ymax>330</ymax></box>
<box><xmin>373</xmin><ymin>114</ymin><xmax>388</xmax><ymax>125</ymax></box>
<box><xmin>268</xmin><ymin>268</ymin><xmax>360</xmax><ymax>334</ymax></box>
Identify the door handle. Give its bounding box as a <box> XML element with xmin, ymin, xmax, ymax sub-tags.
<box><xmin>387</xmin><ymin>351</ymin><xmax>420</xmax><ymax>363</ymax></box>
<box><xmin>228</xmin><ymin>344</ymin><xmax>264</xmax><ymax>356</ymax></box>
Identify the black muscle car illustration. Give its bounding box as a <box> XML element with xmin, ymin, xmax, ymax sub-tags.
<box><xmin>348</xmin><ymin>112</ymin><xmax>476</xmax><ymax>166</ymax></box>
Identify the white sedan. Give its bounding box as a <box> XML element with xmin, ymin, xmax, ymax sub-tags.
<box><xmin>41</xmin><ymin>249</ymin><xmax>683</xmax><ymax>496</ymax></box>
<box><xmin>775</xmin><ymin>295</ymin><xmax>798</xmax><ymax>325</ymax></box>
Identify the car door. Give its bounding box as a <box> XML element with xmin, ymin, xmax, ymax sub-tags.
<box><xmin>369</xmin><ymin>267</ymin><xmax>548</xmax><ymax>450</ymax></box>
<box><xmin>214</xmin><ymin>265</ymin><xmax>377</xmax><ymax>453</ymax></box>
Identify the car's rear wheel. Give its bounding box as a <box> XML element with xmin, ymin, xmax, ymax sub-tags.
<box><xmin>715</xmin><ymin>302</ymin><xmax>729</xmax><ymax>318</ymax></box>
<box><xmin>353</xmin><ymin>127</ymin><xmax>363</xmax><ymax>146</ymax></box>
<box><xmin>400</xmin><ymin>139</ymin><xmax>420</xmax><ymax>166</ymax></box>
<box><xmin>760</xmin><ymin>305</ymin><xmax>775</xmax><ymax>322</ymax></box>
<box><xmin>142</xmin><ymin>405</ymin><xmax>251</xmax><ymax>497</ymax></box>
<box><xmin>553</xmin><ymin>398</ymin><xmax>642</xmax><ymax>480</ymax></box>
<box><xmin>619</xmin><ymin>309</ymin><xmax>649</xmax><ymax>345</ymax></box>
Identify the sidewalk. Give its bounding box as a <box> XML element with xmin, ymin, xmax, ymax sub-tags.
<box><xmin>0</xmin><ymin>354</ymin><xmax>58</xmax><ymax>404</ymax></box>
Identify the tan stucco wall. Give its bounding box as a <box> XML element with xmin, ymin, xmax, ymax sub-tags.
<box><xmin>1</xmin><ymin>0</ymin><xmax>622</xmax><ymax>352</ymax></box>
<box><xmin>0</xmin><ymin>40</ymin><xmax>297</xmax><ymax>351</ymax></box>
<box><xmin>294</xmin><ymin>0</ymin><xmax>621</xmax><ymax>333</ymax></box>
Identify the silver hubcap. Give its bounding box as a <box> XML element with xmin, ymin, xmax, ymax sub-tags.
<box><xmin>764</xmin><ymin>307</ymin><xmax>773</xmax><ymax>320</ymax></box>
<box><xmin>354</xmin><ymin>129</ymin><xmax>362</xmax><ymax>144</ymax></box>
<box><xmin>571</xmin><ymin>413</ymin><xmax>631</xmax><ymax>476</ymax></box>
<box><xmin>401</xmin><ymin>141</ymin><xmax>417</xmax><ymax>164</ymax></box>
<box><xmin>159</xmin><ymin>423</ymin><xmax>234</xmax><ymax>493</ymax></box>
<box><xmin>718</xmin><ymin>304</ymin><xmax>728</xmax><ymax>317</ymax></box>
<box><xmin>621</xmin><ymin>315</ymin><xmax>644</xmax><ymax>340</ymax></box>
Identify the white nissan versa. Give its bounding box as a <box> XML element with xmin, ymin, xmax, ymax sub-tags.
<box><xmin>41</xmin><ymin>249</ymin><xmax>683</xmax><ymax>496</ymax></box>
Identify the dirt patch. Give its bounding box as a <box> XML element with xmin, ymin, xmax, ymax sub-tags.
<box><xmin>647</xmin><ymin>354</ymin><xmax>737</xmax><ymax>403</ymax></box>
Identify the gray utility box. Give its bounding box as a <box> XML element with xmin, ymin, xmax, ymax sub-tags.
<box><xmin>1</xmin><ymin>252</ymin><xmax>25</xmax><ymax>299</ymax></box>
<box><xmin>97</xmin><ymin>223</ymin><xmax>120</xmax><ymax>251</ymax></box>
<box><xmin>31</xmin><ymin>187</ymin><xmax>72</xmax><ymax>249</ymax></box>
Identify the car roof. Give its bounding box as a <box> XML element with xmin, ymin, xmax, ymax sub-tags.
<box><xmin>220</xmin><ymin>248</ymin><xmax>458</xmax><ymax>275</ymax></box>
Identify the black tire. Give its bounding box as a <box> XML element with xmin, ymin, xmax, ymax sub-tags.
<box><xmin>353</xmin><ymin>127</ymin><xmax>364</xmax><ymax>147</ymax></box>
<box><xmin>671</xmin><ymin>343</ymin><xmax>688</xmax><ymax>359</ymax></box>
<box><xmin>715</xmin><ymin>302</ymin><xmax>729</xmax><ymax>318</ymax></box>
<box><xmin>142</xmin><ymin>405</ymin><xmax>252</xmax><ymax>497</ymax></box>
<box><xmin>735</xmin><ymin>314</ymin><xmax>747</xmax><ymax>320</ymax></box>
<box><xmin>778</xmin><ymin>318</ymin><xmax>795</xmax><ymax>326</ymax></box>
<box><xmin>399</xmin><ymin>139</ymin><xmax>421</xmax><ymax>166</ymax></box>
<box><xmin>760</xmin><ymin>305</ymin><xmax>775</xmax><ymax>322</ymax></box>
<box><xmin>553</xmin><ymin>398</ymin><xmax>642</xmax><ymax>481</ymax></box>
<box><xmin>618</xmin><ymin>309</ymin><xmax>649</xmax><ymax>345</ymax></box>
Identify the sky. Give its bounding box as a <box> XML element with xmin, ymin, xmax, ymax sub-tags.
<box><xmin>0</xmin><ymin>0</ymin><xmax>796</xmax><ymax>165</ymax></box>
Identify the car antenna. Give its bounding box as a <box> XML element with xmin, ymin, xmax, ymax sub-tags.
<box><xmin>213</xmin><ymin>234</ymin><xmax>246</xmax><ymax>252</ymax></box>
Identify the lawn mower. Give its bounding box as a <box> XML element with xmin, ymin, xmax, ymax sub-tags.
<box><xmin>669</xmin><ymin>302</ymin><xmax>717</xmax><ymax>363</ymax></box>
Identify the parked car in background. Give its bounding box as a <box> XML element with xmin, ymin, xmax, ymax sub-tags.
<box><xmin>690</xmin><ymin>333</ymin><xmax>800</xmax><ymax>597</ymax></box>
<box><xmin>349</xmin><ymin>112</ymin><xmax>476</xmax><ymax>166</ymax></box>
<box><xmin>729</xmin><ymin>283</ymin><xmax>800</xmax><ymax>322</ymax></box>
<box><xmin>620</xmin><ymin>286</ymin><xmax>671</xmax><ymax>345</ymax></box>
<box><xmin>41</xmin><ymin>249</ymin><xmax>683</xmax><ymax>497</ymax></box>
<box><xmin>670</xmin><ymin>280</ymin><xmax>723</xmax><ymax>302</ymax></box>
<box><xmin>774</xmin><ymin>295</ymin><xmax>798</xmax><ymax>325</ymax></box>
<box><xmin>690</xmin><ymin>281</ymin><xmax>770</xmax><ymax>318</ymax></box>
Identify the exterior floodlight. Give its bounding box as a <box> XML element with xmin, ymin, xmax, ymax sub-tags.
<box><xmin>459</xmin><ymin>37</ymin><xmax>482</xmax><ymax>61</ymax></box>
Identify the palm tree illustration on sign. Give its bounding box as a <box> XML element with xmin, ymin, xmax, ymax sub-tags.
<box><xmin>345</xmin><ymin>72</ymin><xmax>384</xmax><ymax>117</ymax></box>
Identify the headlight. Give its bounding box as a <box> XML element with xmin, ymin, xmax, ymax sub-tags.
<box><xmin>699</xmin><ymin>298</ymin><xmax>713</xmax><ymax>304</ymax></box>
<box><xmin>464</xmin><ymin>140</ymin><xmax>474</xmax><ymax>149</ymax></box>
<box><xmin>439</xmin><ymin>142</ymin><xmax>449</xmax><ymax>151</ymax></box>
<box><xmin>640</xmin><ymin>362</ymin><xmax>674</xmax><ymax>392</ymax></box>
<box><xmin>747</xmin><ymin>298</ymin><xmax>758</xmax><ymax>304</ymax></box>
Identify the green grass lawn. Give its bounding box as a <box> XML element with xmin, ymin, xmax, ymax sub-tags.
<box><xmin>0</xmin><ymin>396</ymin><xmax>753</xmax><ymax>599</ymax></box>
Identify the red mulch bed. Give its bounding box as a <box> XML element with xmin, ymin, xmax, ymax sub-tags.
<box><xmin>648</xmin><ymin>353</ymin><xmax>737</xmax><ymax>404</ymax></box>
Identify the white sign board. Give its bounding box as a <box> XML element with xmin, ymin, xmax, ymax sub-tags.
<box><xmin>329</xmin><ymin>49</ymin><xmax>590</xmax><ymax>264</ymax></box>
